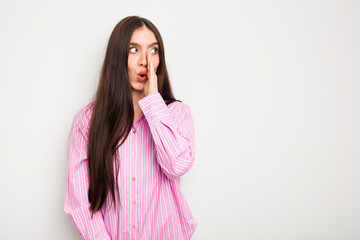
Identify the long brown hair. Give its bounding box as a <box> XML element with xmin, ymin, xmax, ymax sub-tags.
<box><xmin>88</xmin><ymin>16</ymin><xmax>178</xmax><ymax>217</ymax></box>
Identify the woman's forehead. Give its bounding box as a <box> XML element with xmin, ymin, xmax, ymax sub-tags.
<box><xmin>130</xmin><ymin>27</ymin><xmax>158</xmax><ymax>45</ymax></box>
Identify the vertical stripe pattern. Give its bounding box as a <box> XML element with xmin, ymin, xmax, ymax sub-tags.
<box><xmin>64</xmin><ymin>92</ymin><xmax>198</xmax><ymax>240</ymax></box>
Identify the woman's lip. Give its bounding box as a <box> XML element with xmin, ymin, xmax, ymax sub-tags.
<box><xmin>137</xmin><ymin>74</ymin><xmax>147</xmax><ymax>81</ymax></box>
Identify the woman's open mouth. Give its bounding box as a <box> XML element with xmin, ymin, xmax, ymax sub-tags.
<box><xmin>137</xmin><ymin>71</ymin><xmax>147</xmax><ymax>81</ymax></box>
<box><xmin>137</xmin><ymin>74</ymin><xmax>147</xmax><ymax>81</ymax></box>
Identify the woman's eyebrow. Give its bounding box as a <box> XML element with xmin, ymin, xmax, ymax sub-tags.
<box><xmin>129</xmin><ymin>42</ymin><xmax>159</xmax><ymax>47</ymax></box>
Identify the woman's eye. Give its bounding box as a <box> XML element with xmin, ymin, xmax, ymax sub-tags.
<box><xmin>151</xmin><ymin>48</ymin><xmax>158</xmax><ymax>54</ymax></box>
<box><xmin>129</xmin><ymin>47</ymin><xmax>137</xmax><ymax>53</ymax></box>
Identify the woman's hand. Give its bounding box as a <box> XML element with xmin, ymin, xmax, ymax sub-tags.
<box><xmin>144</xmin><ymin>53</ymin><xmax>158</xmax><ymax>97</ymax></box>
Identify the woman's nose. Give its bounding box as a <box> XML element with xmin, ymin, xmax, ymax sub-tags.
<box><xmin>139</xmin><ymin>52</ymin><xmax>148</xmax><ymax>67</ymax></box>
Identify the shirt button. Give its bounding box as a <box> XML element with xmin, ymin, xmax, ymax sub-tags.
<box><xmin>132</xmin><ymin>225</ymin><xmax>136</xmax><ymax>229</ymax></box>
<box><xmin>133</xmin><ymin>129</ymin><xmax>136</xmax><ymax>134</ymax></box>
<box><xmin>132</xmin><ymin>201</ymin><xmax>136</xmax><ymax>205</ymax></box>
<box><xmin>132</xmin><ymin>177</ymin><xmax>136</xmax><ymax>181</ymax></box>
<box><xmin>132</xmin><ymin>151</ymin><xmax>136</xmax><ymax>156</ymax></box>
<box><xmin>149</xmin><ymin>117</ymin><xmax>152</xmax><ymax>121</ymax></box>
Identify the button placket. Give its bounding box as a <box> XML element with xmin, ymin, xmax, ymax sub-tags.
<box><xmin>130</xmin><ymin>125</ymin><xmax>138</xmax><ymax>236</ymax></box>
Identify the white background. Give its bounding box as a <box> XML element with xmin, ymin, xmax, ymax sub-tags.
<box><xmin>1</xmin><ymin>0</ymin><xmax>359</xmax><ymax>239</ymax></box>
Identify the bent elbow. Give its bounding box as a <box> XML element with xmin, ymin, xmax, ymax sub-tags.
<box><xmin>165</xmin><ymin>152</ymin><xmax>195</xmax><ymax>181</ymax></box>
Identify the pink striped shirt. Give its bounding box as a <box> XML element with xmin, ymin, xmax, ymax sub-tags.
<box><xmin>64</xmin><ymin>92</ymin><xmax>197</xmax><ymax>240</ymax></box>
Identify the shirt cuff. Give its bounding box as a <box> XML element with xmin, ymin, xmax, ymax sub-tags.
<box><xmin>138</xmin><ymin>92</ymin><xmax>171</xmax><ymax>123</ymax></box>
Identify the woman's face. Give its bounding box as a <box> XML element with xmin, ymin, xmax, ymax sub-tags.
<box><xmin>128</xmin><ymin>26</ymin><xmax>160</xmax><ymax>94</ymax></box>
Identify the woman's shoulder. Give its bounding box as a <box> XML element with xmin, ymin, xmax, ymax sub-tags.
<box><xmin>167</xmin><ymin>100</ymin><xmax>192</xmax><ymax>121</ymax></box>
<box><xmin>168</xmin><ymin>99</ymin><xmax>190</xmax><ymax>110</ymax></box>
<box><xmin>72</xmin><ymin>102</ymin><xmax>94</xmax><ymax>138</ymax></box>
<box><xmin>75</xmin><ymin>102</ymin><xmax>94</xmax><ymax>123</ymax></box>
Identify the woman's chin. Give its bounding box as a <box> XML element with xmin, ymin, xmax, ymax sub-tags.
<box><xmin>131</xmin><ymin>85</ymin><xmax>145</xmax><ymax>93</ymax></box>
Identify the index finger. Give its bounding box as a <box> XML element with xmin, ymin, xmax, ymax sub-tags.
<box><xmin>147</xmin><ymin>53</ymin><xmax>152</xmax><ymax>71</ymax></box>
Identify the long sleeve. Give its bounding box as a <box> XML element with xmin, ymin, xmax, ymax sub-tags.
<box><xmin>64</xmin><ymin>110</ymin><xmax>111</xmax><ymax>240</ymax></box>
<box><xmin>138</xmin><ymin>92</ymin><xmax>196</xmax><ymax>181</ymax></box>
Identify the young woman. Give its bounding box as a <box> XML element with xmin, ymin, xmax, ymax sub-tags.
<box><xmin>64</xmin><ymin>16</ymin><xmax>197</xmax><ymax>240</ymax></box>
